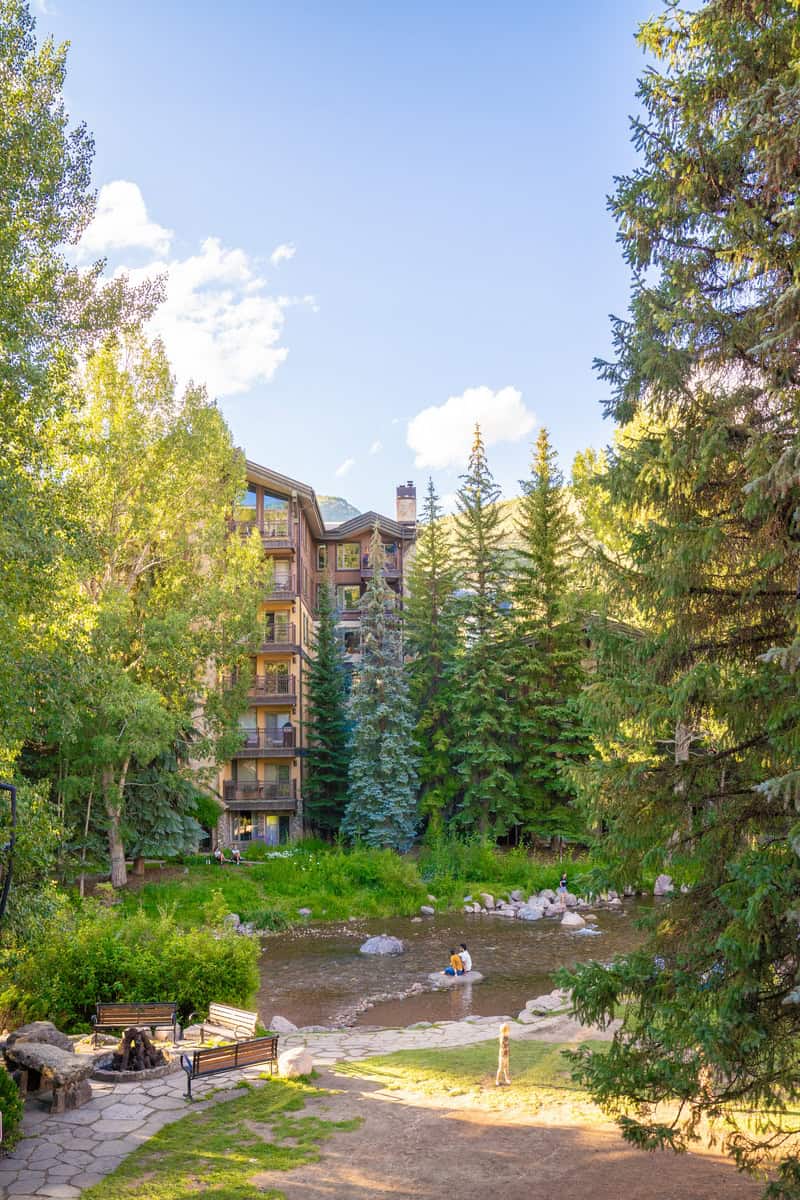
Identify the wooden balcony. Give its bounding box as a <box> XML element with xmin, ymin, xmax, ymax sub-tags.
<box><xmin>233</xmin><ymin>727</ymin><xmax>297</xmax><ymax>757</ymax></box>
<box><xmin>249</xmin><ymin>674</ymin><xmax>296</xmax><ymax>704</ymax></box>
<box><xmin>264</xmin><ymin>575</ymin><xmax>296</xmax><ymax>600</ymax></box>
<box><xmin>223</xmin><ymin>780</ymin><xmax>297</xmax><ymax>810</ymax></box>
<box><xmin>228</xmin><ymin>517</ymin><xmax>293</xmax><ymax>549</ymax></box>
<box><xmin>261</xmin><ymin>623</ymin><xmax>297</xmax><ymax>653</ymax></box>
<box><xmin>361</xmin><ymin>552</ymin><xmax>401</xmax><ymax>578</ymax></box>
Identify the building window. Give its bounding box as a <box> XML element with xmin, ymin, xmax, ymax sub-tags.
<box><xmin>336</xmin><ymin>542</ymin><xmax>360</xmax><ymax>570</ymax></box>
<box><xmin>235</xmin><ymin>485</ymin><xmax>257</xmax><ymax>524</ymax></box>
<box><xmin>263</xmin><ymin>493</ymin><xmax>289</xmax><ymax>537</ymax></box>
<box><xmin>233</xmin><ymin>811</ymin><xmax>253</xmax><ymax>841</ymax></box>
<box><xmin>317</xmin><ymin>544</ymin><xmax>327</xmax><ymax>570</ymax></box>
<box><xmin>337</xmin><ymin>584</ymin><xmax>361</xmax><ymax>611</ymax></box>
<box><xmin>340</xmin><ymin>627</ymin><xmax>361</xmax><ymax>655</ymax></box>
<box><xmin>233</xmin><ymin>759</ymin><xmax>258</xmax><ymax>783</ymax></box>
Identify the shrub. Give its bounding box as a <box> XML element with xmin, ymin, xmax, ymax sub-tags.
<box><xmin>9</xmin><ymin>902</ymin><xmax>260</xmax><ymax>1032</ymax></box>
<box><xmin>0</xmin><ymin>1065</ymin><xmax>24</xmax><ymax>1152</ymax></box>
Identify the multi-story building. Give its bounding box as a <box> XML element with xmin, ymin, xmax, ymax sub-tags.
<box><xmin>216</xmin><ymin>461</ymin><xmax>416</xmax><ymax>849</ymax></box>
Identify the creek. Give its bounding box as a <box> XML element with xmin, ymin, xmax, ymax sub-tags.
<box><xmin>256</xmin><ymin>902</ymin><xmax>647</xmax><ymax>1029</ymax></box>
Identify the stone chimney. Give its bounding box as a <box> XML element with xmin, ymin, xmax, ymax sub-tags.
<box><xmin>396</xmin><ymin>481</ymin><xmax>416</xmax><ymax>524</ymax></box>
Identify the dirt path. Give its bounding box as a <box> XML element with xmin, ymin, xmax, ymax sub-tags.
<box><xmin>270</xmin><ymin>1070</ymin><xmax>764</xmax><ymax>1200</ymax></box>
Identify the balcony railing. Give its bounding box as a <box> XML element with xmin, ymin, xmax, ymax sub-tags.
<box><xmin>235</xmin><ymin>726</ymin><xmax>296</xmax><ymax>754</ymax></box>
<box><xmin>361</xmin><ymin>553</ymin><xmax>400</xmax><ymax>575</ymax></box>
<box><xmin>224</xmin><ymin>780</ymin><xmax>297</xmax><ymax>803</ymax></box>
<box><xmin>264</xmin><ymin>574</ymin><xmax>296</xmax><ymax>600</ymax></box>
<box><xmin>261</xmin><ymin>622</ymin><xmax>296</xmax><ymax>650</ymax></box>
<box><xmin>228</xmin><ymin>517</ymin><xmax>293</xmax><ymax>547</ymax></box>
<box><xmin>250</xmin><ymin>674</ymin><xmax>295</xmax><ymax>700</ymax></box>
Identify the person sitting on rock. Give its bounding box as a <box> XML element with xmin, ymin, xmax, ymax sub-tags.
<box><xmin>213</xmin><ymin>846</ymin><xmax>225</xmax><ymax>865</ymax></box>
<box><xmin>231</xmin><ymin>846</ymin><xmax>241</xmax><ymax>865</ymax></box>
<box><xmin>459</xmin><ymin>942</ymin><xmax>472</xmax><ymax>973</ymax></box>
<box><xmin>443</xmin><ymin>948</ymin><xmax>464</xmax><ymax>976</ymax></box>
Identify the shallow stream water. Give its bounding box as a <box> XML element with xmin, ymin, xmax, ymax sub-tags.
<box><xmin>256</xmin><ymin>903</ymin><xmax>647</xmax><ymax>1029</ymax></box>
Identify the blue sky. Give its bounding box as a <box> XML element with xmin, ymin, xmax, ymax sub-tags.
<box><xmin>38</xmin><ymin>0</ymin><xmax>656</xmax><ymax>514</ymax></box>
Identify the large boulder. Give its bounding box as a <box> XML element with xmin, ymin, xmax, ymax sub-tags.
<box><xmin>429</xmin><ymin>970</ymin><xmax>484</xmax><ymax>988</ymax></box>
<box><xmin>278</xmin><ymin>1045</ymin><xmax>313</xmax><ymax>1078</ymax></box>
<box><xmin>564</xmin><ymin>892</ymin><xmax>578</xmax><ymax>908</ymax></box>
<box><xmin>479</xmin><ymin>893</ymin><xmax>495</xmax><ymax>910</ymax></box>
<box><xmin>270</xmin><ymin>1015</ymin><xmax>298</xmax><ymax>1034</ymax></box>
<box><xmin>540</xmin><ymin>888</ymin><xmax>556</xmax><ymax>903</ymax></box>
<box><xmin>360</xmin><ymin>934</ymin><xmax>404</xmax><ymax>955</ymax></box>
<box><xmin>517</xmin><ymin>906</ymin><xmax>544</xmax><ymax>921</ymax></box>
<box><xmin>654</xmin><ymin>874</ymin><xmax>674</xmax><ymax>896</ymax></box>
<box><xmin>6</xmin><ymin>1021</ymin><xmax>72</xmax><ymax>1053</ymax></box>
<box><xmin>561</xmin><ymin>911</ymin><xmax>586</xmax><ymax>929</ymax></box>
<box><xmin>420</xmin><ymin>905</ymin><xmax>435</xmax><ymax>916</ymax></box>
<box><xmin>510</xmin><ymin>889</ymin><xmax>523</xmax><ymax>902</ymax></box>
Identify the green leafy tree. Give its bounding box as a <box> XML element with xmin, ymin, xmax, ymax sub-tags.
<box><xmin>509</xmin><ymin>428</ymin><xmax>590</xmax><ymax>842</ymax></box>
<box><xmin>405</xmin><ymin>479</ymin><xmax>460</xmax><ymax>828</ymax></box>
<box><xmin>342</xmin><ymin>526</ymin><xmax>418</xmax><ymax>850</ymax></box>
<box><xmin>560</xmin><ymin>5</ymin><xmax>800</xmax><ymax>1195</ymax></box>
<box><xmin>0</xmin><ymin>1</ymin><xmax>155</xmax><ymax>766</ymax></box>
<box><xmin>304</xmin><ymin>583</ymin><xmax>351</xmax><ymax>835</ymax></box>
<box><xmin>40</xmin><ymin>335</ymin><xmax>263</xmax><ymax>887</ymax></box>
<box><xmin>450</xmin><ymin>427</ymin><xmax>517</xmax><ymax>837</ymax></box>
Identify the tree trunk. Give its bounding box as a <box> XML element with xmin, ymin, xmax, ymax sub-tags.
<box><xmin>103</xmin><ymin>766</ymin><xmax>128</xmax><ymax>888</ymax></box>
<box><xmin>133</xmin><ymin>856</ymin><xmax>145</xmax><ymax>876</ymax></box>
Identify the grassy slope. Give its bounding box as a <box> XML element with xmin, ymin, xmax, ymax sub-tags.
<box><xmin>118</xmin><ymin>844</ymin><xmax>607</xmax><ymax>930</ymax></box>
<box><xmin>82</xmin><ymin>1076</ymin><xmax>361</xmax><ymax>1200</ymax></box>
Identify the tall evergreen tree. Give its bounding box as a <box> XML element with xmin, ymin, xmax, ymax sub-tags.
<box><xmin>560</xmin><ymin>5</ymin><xmax>800</xmax><ymax>1194</ymax></box>
<box><xmin>304</xmin><ymin>583</ymin><xmax>350</xmax><ymax>835</ymax></box>
<box><xmin>342</xmin><ymin>526</ymin><xmax>418</xmax><ymax>850</ymax></box>
<box><xmin>450</xmin><ymin>427</ymin><xmax>517</xmax><ymax>836</ymax></box>
<box><xmin>405</xmin><ymin>479</ymin><xmax>460</xmax><ymax>827</ymax></box>
<box><xmin>509</xmin><ymin>428</ymin><xmax>589</xmax><ymax>842</ymax></box>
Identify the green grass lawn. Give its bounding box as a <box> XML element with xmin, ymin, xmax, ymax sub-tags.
<box><xmin>115</xmin><ymin>841</ymin><xmax>614</xmax><ymax>930</ymax></box>
<box><xmin>336</xmin><ymin>1037</ymin><xmax>609</xmax><ymax>1103</ymax></box>
<box><xmin>82</xmin><ymin>1076</ymin><xmax>362</xmax><ymax>1200</ymax></box>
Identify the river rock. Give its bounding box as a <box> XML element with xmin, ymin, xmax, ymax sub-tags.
<box><xmin>510</xmin><ymin>889</ymin><xmax>523</xmax><ymax>902</ymax></box>
<box><xmin>561</xmin><ymin>910</ymin><xmax>586</xmax><ymax>929</ymax></box>
<box><xmin>6</xmin><ymin>1021</ymin><xmax>73</xmax><ymax>1053</ymax></box>
<box><xmin>270</xmin><ymin>1015</ymin><xmax>298</xmax><ymax>1034</ymax></box>
<box><xmin>623</xmin><ymin>885</ymin><xmax>635</xmax><ymax>897</ymax></box>
<box><xmin>479</xmin><ymin>893</ymin><xmax>495</xmax><ymax>909</ymax></box>
<box><xmin>654</xmin><ymin>874</ymin><xmax>673</xmax><ymax>896</ymax></box>
<box><xmin>540</xmin><ymin>888</ymin><xmax>557</xmax><ymax>902</ymax></box>
<box><xmin>525</xmin><ymin>989</ymin><xmax>569</xmax><ymax>1015</ymax></box>
<box><xmin>564</xmin><ymin>892</ymin><xmax>578</xmax><ymax>908</ymax></box>
<box><xmin>278</xmin><ymin>1045</ymin><xmax>313</xmax><ymax>1078</ymax></box>
<box><xmin>223</xmin><ymin>912</ymin><xmax>241</xmax><ymax>928</ymax></box>
<box><xmin>463</xmin><ymin>895</ymin><xmax>473</xmax><ymax>903</ymax></box>
<box><xmin>429</xmin><ymin>970</ymin><xmax>484</xmax><ymax>988</ymax></box>
<box><xmin>608</xmin><ymin>897</ymin><xmax>622</xmax><ymax>908</ymax></box>
<box><xmin>411</xmin><ymin>916</ymin><xmax>422</xmax><ymax>923</ymax></box>
<box><xmin>297</xmin><ymin>907</ymin><xmax>312</xmax><ymax>917</ymax></box>
<box><xmin>517</xmin><ymin>906</ymin><xmax>543</xmax><ymax>921</ymax></box>
<box><xmin>420</xmin><ymin>905</ymin><xmax>435</xmax><ymax>916</ymax></box>
<box><xmin>360</xmin><ymin>935</ymin><xmax>404</xmax><ymax>955</ymax></box>
<box><xmin>426</xmin><ymin>894</ymin><xmax>437</xmax><ymax>903</ymax></box>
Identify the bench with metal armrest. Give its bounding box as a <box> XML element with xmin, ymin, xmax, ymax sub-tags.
<box><xmin>183</xmin><ymin>1002</ymin><xmax>259</xmax><ymax>1043</ymax></box>
<box><xmin>180</xmin><ymin>1035</ymin><xmax>279</xmax><ymax>1098</ymax></box>
<box><xmin>91</xmin><ymin>1002</ymin><xmax>178</xmax><ymax>1045</ymax></box>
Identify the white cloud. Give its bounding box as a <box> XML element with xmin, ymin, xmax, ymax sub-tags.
<box><xmin>406</xmin><ymin>385</ymin><xmax>536</xmax><ymax>470</ymax></box>
<box><xmin>80</xmin><ymin>181</ymin><xmax>314</xmax><ymax>399</ymax></box>
<box><xmin>32</xmin><ymin>0</ymin><xmax>54</xmax><ymax>13</ymax></box>
<box><xmin>335</xmin><ymin>457</ymin><xmax>356</xmax><ymax>478</ymax></box>
<box><xmin>270</xmin><ymin>243</ymin><xmax>296</xmax><ymax>266</ymax></box>
<box><xmin>369</xmin><ymin>440</ymin><xmax>383</xmax><ymax>455</ymax></box>
<box><xmin>78</xmin><ymin>181</ymin><xmax>173</xmax><ymax>260</ymax></box>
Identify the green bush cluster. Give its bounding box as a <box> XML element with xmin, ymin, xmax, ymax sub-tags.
<box><xmin>0</xmin><ymin>1065</ymin><xmax>24</xmax><ymax>1152</ymax></box>
<box><xmin>4</xmin><ymin>903</ymin><xmax>259</xmax><ymax>1033</ymax></box>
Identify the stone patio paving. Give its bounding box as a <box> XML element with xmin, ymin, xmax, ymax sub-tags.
<box><xmin>0</xmin><ymin>1011</ymin><xmax>604</xmax><ymax>1199</ymax></box>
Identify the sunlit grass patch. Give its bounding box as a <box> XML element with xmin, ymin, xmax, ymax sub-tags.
<box><xmin>336</xmin><ymin>1038</ymin><xmax>609</xmax><ymax>1103</ymax></box>
<box><xmin>82</xmin><ymin>1077</ymin><xmax>361</xmax><ymax>1200</ymax></box>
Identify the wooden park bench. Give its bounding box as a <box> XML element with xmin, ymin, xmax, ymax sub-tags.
<box><xmin>184</xmin><ymin>1002</ymin><xmax>259</xmax><ymax>1043</ymax></box>
<box><xmin>91</xmin><ymin>1001</ymin><xmax>178</xmax><ymax>1045</ymax></box>
<box><xmin>180</xmin><ymin>1035</ymin><xmax>279</xmax><ymax>1098</ymax></box>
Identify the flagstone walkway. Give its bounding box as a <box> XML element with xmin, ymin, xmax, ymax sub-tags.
<box><xmin>0</xmin><ymin>1011</ymin><xmax>603</xmax><ymax>1200</ymax></box>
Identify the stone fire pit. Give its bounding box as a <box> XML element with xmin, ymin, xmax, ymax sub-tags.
<box><xmin>92</xmin><ymin>1026</ymin><xmax>179</xmax><ymax>1082</ymax></box>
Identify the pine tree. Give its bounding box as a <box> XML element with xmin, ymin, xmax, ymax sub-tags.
<box><xmin>405</xmin><ymin>479</ymin><xmax>460</xmax><ymax>827</ymax></box>
<box><xmin>560</xmin><ymin>6</ymin><xmax>800</xmax><ymax>1194</ymax></box>
<box><xmin>342</xmin><ymin>526</ymin><xmax>418</xmax><ymax>850</ymax></box>
<box><xmin>509</xmin><ymin>428</ymin><xmax>589</xmax><ymax>842</ymax></box>
<box><xmin>304</xmin><ymin>583</ymin><xmax>350</xmax><ymax>835</ymax></box>
<box><xmin>450</xmin><ymin>427</ymin><xmax>518</xmax><ymax>837</ymax></box>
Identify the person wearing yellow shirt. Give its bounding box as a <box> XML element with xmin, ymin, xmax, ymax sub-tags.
<box><xmin>443</xmin><ymin>948</ymin><xmax>464</xmax><ymax>977</ymax></box>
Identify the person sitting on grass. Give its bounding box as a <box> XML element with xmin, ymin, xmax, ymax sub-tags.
<box><xmin>213</xmin><ymin>846</ymin><xmax>228</xmax><ymax>865</ymax></box>
<box><xmin>231</xmin><ymin>846</ymin><xmax>241</xmax><ymax>865</ymax></box>
<box><xmin>459</xmin><ymin>942</ymin><xmax>472</xmax><ymax>974</ymax></box>
<box><xmin>443</xmin><ymin>948</ymin><xmax>464</xmax><ymax>976</ymax></box>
